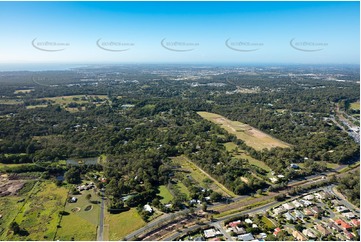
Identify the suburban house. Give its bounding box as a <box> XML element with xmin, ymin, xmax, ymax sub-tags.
<box><xmin>351</xmin><ymin>219</ymin><xmax>360</xmax><ymax>227</ymax></box>
<box><xmin>342</xmin><ymin>212</ymin><xmax>356</xmax><ymax>219</ymax></box>
<box><xmin>233</xmin><ymin>226</ymin><xmax>246</xmax><ymax>235</ymax></box>
<box><xmin>237</xmin><ymin>233</ymin><xmax>254</xmax><ymax>241</ymax></box>
<box><xmin>302</xmin><ymin>229</ymin><xmax>316</xmax><ymax>239</ymax></box>
<box><xmin>292</xmin><ymin>230</ymin><xmax>307</xmax><ymax>241</ymax></box>
<box><xmin>335</xmin><ymin>206</ymin><xmax>349</xmax><ymax>213</ymax></box>
<box><xmin>303</xmin><ymin>194</ymin><xmax>314</xmax><ymax>200</ymax></box>
<box><xmin>204</xmin><ymin>228</ymin><xmax>221</xmax><ymax>239</ymax></box>
<box><xmin>334</xmin><ymin>218</ymin><xmax>352</xmax><ymax>230</ymax></box>
<box><xmin>310</xmin><ymin>206</ymin><xmax>321</xmax><ymax>214</ymax></box>
<box><xmin>244</xmin><ymin>218</ymin><xmax>253</xmax><ymax>224</ymax></box>
<box><xmin>344</xmin><ymin>231</ymin><xmax>354</xmax><ymax>240</ymax></box>
<box><xmin>292</xmin><ymin>200</ymin><xmax>303</xmax><ymax>208</ymax></box>
<box><xmin>294</xmin><ymin>210</ymin><xmax>305</xmax><ymax>220</ymax></box>
<box><xmin>282</xmin><ymin>203</ymin><xmax>294</xmax><ymax>210</ymax></box>
<box><xmin>273</xmin><ymin>228</ymin><xmax>282</xmax><ymax>236</ymax></box>
<box><xmin>316</xmin><ymin>224</ymin><xmax>331</xmax><ymax>236</ymax></box>
<box><xmin>300</xmin><ymin>199</ymin><xmax>313</xmax><ymax>207</ymax></box>
<box><xmin>284</xmin><ymin>212</ymin><xmax>295</xmax><ymax>221</ymax></box>
<box><xmin>327</xmin><ymin>221</ymin><xmax>342</xmax><ymax>232</ymax></box>
<box><xmin>143</xmin><ymin>204</ymin><xmax>153</xmax><ymax>213</ymax></box>
<box><xmin>229</xmin><ymin>220</ymin><xmax>242</xmax><ymax>228</ymax></box>
<box><xmin>303</xmin><ymin>208</ymin><xmax>314</xmax><ymax>216</ymax></box>
<box><xmin>273</xmin><ymin>206</ymin><xmax>287</xmax><ymax>216</ymax></box>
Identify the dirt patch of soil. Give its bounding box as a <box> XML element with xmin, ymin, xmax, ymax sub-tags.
<box><xmin>0</xmin><ymin>179</ymin><xmax>25</xmax><ymax>197</ymax></box>
<box><xmin>71</xmin><ymin>207</ymin><xmax>81</xmax><ymax>213</ymax></box>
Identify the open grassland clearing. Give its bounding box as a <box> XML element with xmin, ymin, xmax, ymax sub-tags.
<box><xmin>56</xmin><ymin>189</ymin><xmax>99</xmax><ymax>241</ymax></box>
<box><xmin>55</xmin><ymin>213</ymin><xmax>96</xmax><ymax>241</ymax></box>
<box><xmin>7</xmin><ymin>181</ymin><xmax>68</xmax><ymax>241</ymax></box>
<box><xmin>25</xmin><ymin>104</ymin><xmax>48</xmax><ymax>109</ymax></box>
<box><xmin>158</xmin><ymin>185</ymin><xmax>174</xmax><ymax>204</ymax></box>
<box><xmin>350</xmin><ymin>101</ymin><xmax>360</xmax><ymax>110</ymax></box>
<box><xmin>0</xmin><ymin>196</ymin><xmax>24</xmax><ymax>239</ymax></box>
<box><xmin>14</xmin><ymin>89</ymin><xmax>34</xmax><ymax>94</ymax></box>
<box><xmin>198</xmin><ymin>111</ymin><xmax>291</xmax><ymax>150</ymax></box>
<box><xmin>105</xmin><ymin>208</ymin><xmax>146</xmax><ymax>240</ymax></box>
<box><xmin>38</xmin><ymin>95</ymin><xmax>109</xmax><ymax>105</ymax></box>
<box><xmin>0</xmin><ymin>99</ymin><xmax>23</xmax><ymax>105</ymax></box>
<box><xmin>171</xmin><ymin>156</ymin><xmax>236</xmax><ymax>197</ymax></box>
<box><xmin>224</xmin><ymin>142</ymin><xmax>271</xmax><ymax>172</ymax></box>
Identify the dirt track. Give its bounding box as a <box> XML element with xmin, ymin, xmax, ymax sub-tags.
<box><xmin>0</xmin><ymin>176</ymin><xmax>25</xmax><ymax>197</ymax></box>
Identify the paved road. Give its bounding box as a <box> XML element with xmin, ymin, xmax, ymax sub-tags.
<box><xmin>127</xmin><ymin>165</ymin><xmax>359</xmax><ymax>241</ymax></box>
<box><xmin>97</xmin><ymin>191</ymin><xmax>105</xmax><ymax>241</ymax></box>
<box><xmin>326</xmin><ymin>185</ymin><xmax>360</xmax><ymax>212</ymax></box>
<box><xmin>163</xmin><ymin>200</ymin><xmax>279</xmax><ymax>241</ymax></box>
<box><xmin>162</xmin><ymin>184</ymin><xmax>354</xmax><ymax>241</ymax></box>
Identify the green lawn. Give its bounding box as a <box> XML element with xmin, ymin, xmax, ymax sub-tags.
<box><xmin>158</xmin><ymin>185</ymin><xmax>174</xmax><ymax>204</ymax></box>
<box><xmin>105</xmin><ymin>208</ymin><xmax>146</xmax><ymax>240</ymax></box>
<box><xmin>8</xmin><ymin>182</ymin><xmax>68</xmax><ymax>241</ymax></box>
<box><xmin>56</xmin><ymin>189</ymin><xmax>99</xmax><ymax>240</ymax></box>
<box><xmin>56</xmin><ymin>213</ymin><xmax>96</xmax><ymax>241</ymax></box>
<box><xmin>175</xmin><ymin>181</ymin><xmax>190</xmax><ymax>198</ymax></box>
<box><xmin>350</xmin><ymin>101</ymin><xmax>360</xmax><ymax>110</ymax></box>
<box><xmin>262</xmin><ymin>216</ymin><xmax>276</xmax><ymax>229</ymax></box>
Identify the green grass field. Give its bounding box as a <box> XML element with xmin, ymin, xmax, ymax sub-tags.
<box><xmin>158</xmin><ymin>185</ymin><xmax>174</xmax><ymax>204</ymax></box>
<box><xmin>56</xmin><ymin>189</ymin><xmax>99</xmax><ymax>240</ymax></box>
<box><xmin>39</xmin><ymin>95</ymin><xmax>109</xmax><ymax>105</ymax></box>
<box><xmin>175</xmin><ymin>181</ymin><xmax>190</xmax><ymax>197</ymax></box>
<box><xmin>171</xmin><ymin>156</ymin><xmax>236</xmax><ymax>197</ymax></box>
<box><xmin>262</xmin><ymin>216</ymin><xmax>276</xmax><ymax>229</ymax></box>
<box><xmin>105</xmin><ymin>208</ymin><xmax>146</xmax><ymax>240</ymax></box>
<box><xmin>198</xmin><ymin>111</ymin><xmax>291</xmax><ymax>150</ymax></box>
<box><xmin>0</xmin><ymin>196</ymin><xmax>24</xmax><ymax>239</ymax></box>
<box><xmin>350</xmin><ymin>101</ymin><xmax>360</xmax><ymax>110</ymax></box>
<box><xmin>224</xmin><ymin>142</ymin><xmax>272</xmax><ymax>172</ymax></box>
<box><xmin>0</xmin><ymin>99</ymin><xmax>23</xmax><ymax>105</ymax></box>
<box><xmin>56</xmin><ymin>213</ymin><xmax>96</xmax><ymax>241</ymax></box>
<box><xmin>8</xmin><ymin>182</ymin><xmax>68</xmax><ymax>241</ymax></box>
<box><xmin>26</xmin><ymin>104</ymin><xmax>48</xmax><ymax>109</ymax></box>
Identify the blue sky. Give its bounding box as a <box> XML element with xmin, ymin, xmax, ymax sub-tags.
<box><xmin>0</xmin><ymin>1</ymin><xmax>359</xmax><ymax>65</ymax></box>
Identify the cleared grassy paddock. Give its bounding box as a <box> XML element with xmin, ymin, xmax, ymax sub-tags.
<box><xmin>0</xmin><ymin>196</ymin><xmax>24</xmax><ymax>240</ymax></box>
<box><xmin>158</xmin><ymin>185</ymin><xmax>174</xmax><ymax>204</ymax></box>
<box><xmin>171</xmin><ymin>156</ymin><xmax>236</xmax><ymax>197</ymax></box>
<box><xmin>105</xmin><ymin>208</ymin><xmax>146</xmax><ymax>240</ymax></box>
<box><xmin>224</xmin><ymin>142</ymin><xmax>271</xmax><ymax>172</ymax></box>
<box><xmin>198</xmin><ymin>111</ymin><xmax>291</xmax><ymax>151</ymax></box>
<box><xmin>350</xmin><ymin>101</ymin><xmax>360</xmax><ymax>110</ymax></box>
<box><xmin>9</xmin><ymin>182</ymin><xmax>68</xmax><ymax>241</ymax></box>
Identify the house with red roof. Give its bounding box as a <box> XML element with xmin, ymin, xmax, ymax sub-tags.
<box><xmin>273</xmin><ymin>228</ymin><xmax>282</xmax><ymax>236</ymax></box>
<box><xmin>335</xmin><ymin>218</ymin><xmax>352</xmax><ymax>230</ymax></box>
<box><xmin>229</xmin><ymin>220</ymin><xmax>242</xmax><ymax>227</ymax></box>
